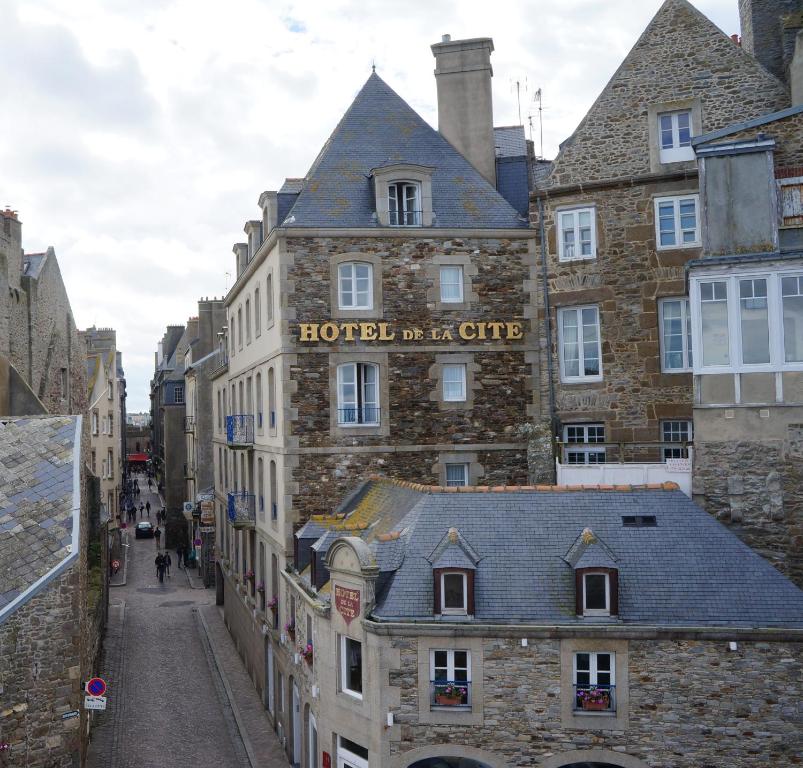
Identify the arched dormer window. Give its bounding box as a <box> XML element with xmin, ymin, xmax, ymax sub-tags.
<box><xmin>370</xmin><ymin>163</ymin><xmax>434</xmax><ymax>227</ymax></box>
<box><xmin>429</xmin><ymin>527</ymin><xmax>480</xmax><ymax>617</ymax></box>
<box><xmin>388</xmin><ymin>181</ymin><xmax>421</xmax><ymax>226</ymax></box>
<box><xmin>565</xmin><ymin>527</ymin><xmax>619</xmax><ymax>618</ymax></box>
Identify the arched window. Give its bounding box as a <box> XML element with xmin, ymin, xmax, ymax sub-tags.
<box><xmin>257</xmin><ymin>457</ymin><xmax>265</xmax><ymax>519</ymax></box>
<box><xmin>270</xmin><ymin>460</ymin><xmax>277</xmax><ymax>521</ymax></box>
<box><xmin>254</xmin><ymin>287</ymin><xmax>261</xmax><ymax>336</ymax></box>
<box><xmin>245</xmin><ymin>298</ymin><xmax>252</xmax><ymax>344</ymax></box>
<box><xmin>268</xmin><ymin>367</ymin><xmax>276</xmax><ymax>432</ymax></box>
<box><xmin>237</xmin><ymin>307</ymin><xmax>243</xmax><ymax>349</ymax></box>
<box><xmin>267</xmin><ymin>273</ymin><xmax>274</xmax><ymax>322</ymax></box>
<box><xmin>256</xmin><ymin>372</ymin><xmax>263</xmax><ymax>431</ymax></box>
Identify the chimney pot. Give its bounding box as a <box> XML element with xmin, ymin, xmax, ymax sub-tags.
<box><xmin>442</xmin><ymin>34</ymin><xmax>451</xmax><ymax>42</ymax></box>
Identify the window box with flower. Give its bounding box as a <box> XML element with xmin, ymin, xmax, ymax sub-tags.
<box><xmin>285</xmin><ymin>620</ymin><xmax>296</xmax><ymax>640</ymax></box>
<box><xmin>245</xmin><ymin>570</ymin><xmax>255</xmax><ymax>582</ymax></box>
<box><xmin>433</xmin><ymin>681</ymin><xmax>468</xmax><ymax>707</ymax></box>
<box><xmin>268</xmin><ymin>596</ymin><xmax>278</xmax><ymax>612</ymax></box>
<box><xmin>256</xmin><ymin>581</ymin><xmax>265</xmax><ymax>593</ymax></box>
<box><xmin>576</xmin><ymin>686</ymin><xmax>612</xmax><ymax>712</ymax></box>
<box><xmin>301</xmin><ymin>642</ymin><xmax>313</xmax><ymax>666</ymax></box>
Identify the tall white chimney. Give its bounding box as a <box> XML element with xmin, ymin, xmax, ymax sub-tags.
<box><xmin>431</xmin><ymin>36</ymin><xmax>496</xmax><ymax>186</ymax></box>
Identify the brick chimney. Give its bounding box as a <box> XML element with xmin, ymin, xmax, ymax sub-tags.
<box><xmin>431</xmin><ymin>35</ymin><xmax>496</xmax><ymax>186</ymax></box>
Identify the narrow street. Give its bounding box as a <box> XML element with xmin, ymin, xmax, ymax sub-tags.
<box><xmin>86</xmin><ymin>477</ymin><xmax>252</xmax><ymax>768</ymax></box>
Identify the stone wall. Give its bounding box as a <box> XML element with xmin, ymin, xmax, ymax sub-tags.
<box><xmin>388</xmin><ymin>634</ymin><xmax>803</xmax><ymax>768</ymax></box>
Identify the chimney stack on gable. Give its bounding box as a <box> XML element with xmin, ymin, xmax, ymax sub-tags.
<box><xmin>793</xmin><ymin>28</ymin><xmax>803</xmax><ymax>104</ymax></box>
<box><xmin>431</xmin><ymin>36</ymin><xmax>496</xmax><ymax>186</ymax></box>
<box><xmin>739</xmin><ymin>0</ymin><xmax>803</xmax><ymax>85</ymax></box>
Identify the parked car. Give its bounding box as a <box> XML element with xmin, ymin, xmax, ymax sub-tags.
<box><xmin>135</xmin><ymin>521</ymin><xmax>154</xmax><ymax>539</ymax></box>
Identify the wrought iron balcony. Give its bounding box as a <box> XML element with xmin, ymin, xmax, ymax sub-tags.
<box><xmin>184</xmin><ymin>415</ymin><xmax>195</xmax><ymax>432</ymax></box>
<box><xmin>227</xmin><ymin>491</ymin><xmax>256</xmax><ymax>529</ymax></box>
<box><xmin>430</xmin><ymin>680</ymin><xmax>472</xmax><ymax>709</ymax></box>
<box><xmin>388</xmin><ymin>209</ymin><xmax>422</xmax><ymax>226</ymax></box>
<box><xmin>573</xmin><ymin>684</ymin><xmax>616</xmax><ymax>713</ymax></box>
<box><xmin>337</xmin><ymin>406</ymin><xmax>380</xmax><ymax>426</ymax></box>
<box><xmin>226</xmin><ymin>414</ymin><xmax>254</xmax><ymax>448</ymax></box>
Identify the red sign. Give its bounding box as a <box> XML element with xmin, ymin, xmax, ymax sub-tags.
<box><xmin>86</xmin><ymin>677</ymin><xmax>106</xmax><ymax>697</ymax></box>
<box><xmin>334</xmin><ymin>585</ymin><xmax>360</xmax><ymax>625</ymax></box>
<box><xmin>322</xmin><ymin>752</ymin><xmax>331</xmax><ymax>768</ymax></box>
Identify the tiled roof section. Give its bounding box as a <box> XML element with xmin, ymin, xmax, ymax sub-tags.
<box><xmin>283</xmin><ymin>73</ymin><xmax>526</xmax><ymax>230</ymax></box>
<box><xmin>494</xmin><ymin>126</ymin><xmax>527</xmax><ymax>157</ymax></box>
<box><xmin>371</xmin><ymin>489</ymin><xmax>803</xmax><ymax>628</ymax></box>
<box><xmin>0</xmin><ymin>416</ymin><xmax>79</xmax><ymax>611</ymax></box>
<box><xmin>279</xmin><ymin>178</ymin><xmax>304</xmax><ymax>194</ymax></box>
<box><xmin>22</xmin><ymin>252</ymin><xmax>47</xmax><ymax>279</ymax></box>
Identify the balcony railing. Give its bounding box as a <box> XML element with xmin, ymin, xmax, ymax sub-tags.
<box><xmin>389</xmin><ymin>209</ymin><xmax>422</xmax><ymax>226</ymax></box>
<box><xmin>184</xmin><ymin>415</ymin><xmax>195</xmax><ymax>432</ymax></box>
<box><xmin>226</xmin><ymin>414</ymin><xmax>254</xmax><ymax>448</ymax></box>
<box><xmin>337</xmin><ymin>406</ymin><xmax>380</xmax><ymax>426</ymax></box>
<box><xmin>227</xmin><ymin>491</ymin><xmax>256</xmax><ymax>529</ymax></box>
<box><xmin>429</xmin><ymin>680</ymin><xmax>472</xmax><ymax>709</ymax></box>
<box><xmin>573</xmin><ymin>684</ymin><xmax>616</xmax><ymax>714</ymax></box>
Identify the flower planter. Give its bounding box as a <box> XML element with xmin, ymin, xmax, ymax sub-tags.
<box><xmin>435</xmin><ymin>694</ymin><xmax>464</xmax><ymax>706</ymax></box>
<box><xmin>581</xmin><ymin>700</ymin><xmax>609</xmax><ymax>711</ymax></box>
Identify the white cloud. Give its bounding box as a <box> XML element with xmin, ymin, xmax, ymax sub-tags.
<box><xmin>0</xmin><ymin>0</ymin><xmax>740</xmax><ymax>410</ymax></box>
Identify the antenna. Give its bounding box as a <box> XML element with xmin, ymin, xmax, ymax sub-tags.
<box><xmin>224</xmin><ymin>271</ymin><xmax>231</xmax><ymax>292</ymax></box>
<box><xmin>510</xmin><ymin>76</ymin><xmax>529</xmax><ymax>127</ymax></box>
<box><xmin>530</xmin><ymin>87</ymin><xmax>544</xmax><ymax>159</ymax></box>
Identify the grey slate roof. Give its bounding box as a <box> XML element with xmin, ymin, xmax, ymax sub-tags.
<box><xmin>0</xmin><ymin>416</ymin><xmax>80</xmax><ymax>616</ymax></box>
<box><xmin>282</xmin><ymin>73</ymin><xmax>526</xmax><ymax>230</ymax></box>
<box><xmin>371</xmin><ymin>488</ymin><xmax>803</xmax><ymax>628</ymax></box>
<box><xmin>22</xmin><ymin>252</ymin><xmax>47</xmax><ymax>279</ymax></box>
<box><xmin>494</xmin><ymin>126</ymin><xmax>527</xmax><ymax>157</ymax></box>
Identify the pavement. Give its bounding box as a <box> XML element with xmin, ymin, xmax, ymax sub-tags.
<box><xmin>87</xmin><ymin>474</ymin><xmax>284</xmax><ymax>768</ymax></box>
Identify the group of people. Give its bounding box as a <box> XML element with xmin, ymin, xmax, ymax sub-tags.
<box><xmin>154</xmin><ymin>551</ymin><xmax>172</xmax><ymax>583</ymax></box>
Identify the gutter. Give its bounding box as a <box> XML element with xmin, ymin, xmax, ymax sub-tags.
<box><xmin>0</xmin><ymin>415</ymin><xmax>83</xmax><ymax>625</ymax></box>
<box><xmin>537</xmin><ymin>197</ymin><xmax>557</xmax><ymax>481</ymax></box>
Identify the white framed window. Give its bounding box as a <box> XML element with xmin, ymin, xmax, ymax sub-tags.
<box><xmin>338</xmin><ymin>263</ymin><xmax>373</xmax><ymax>310</ymax></box>
<box><xmin>339</xmin><ymin>635</ymin><xmax>363</xmax><ymax>699</ymax></box>
<box><xmin>430</xmin><ymin>649</ymin><xmax>471</xmax><ymax>707</ymax></box>
<box><xmin>440</xmin><ymin>572</ymin><xmax>467</xmax><ymax>614</ymax></box>
<box><xmin>336</xmin><ymin>363</ymin><xmax>379</xmax><ymax>425</ymax></box>
<box><xmin>254</xmin><ymin>287</ymin><xmax>261</xmax><ymax>336</ymax></box>
<box><xmin>237</xmin><ymin>307</ymin><xmax>243</xmax><ymax>349</ymax></box>
<box><xmin>558</xmin><ymin>306</ymin><xmax>602</xmax><ymax>382</ymax></box>
<box><xmin>658</xmin><ymin>297</ymin><xmax>693</xmax><ymax>371</ymax></box>
<box><xmin>445</xmin><ymin>463</ymin><xmax>469</xmax><ymax>487</ymax></box>
<box><xmin>442</xmin><ymin>364</ymin><xmax>466</xmax><ymax>402</ymax></box>
<box><xmin>662</xmin><ymin>420</ymin><xmax>692</xmax><ymax>460</ymax></box>
<box><xmin>582</xmin><ymin>572</ymin><xmax>610</xmax><ymax>616</ymax></box>
<box><xmin>388</xmin><ymin>181</ymin><xmax>421</xmax><ymax>226</ymax></box>
<box><xmin>337</xmin><ymin>737</ymin><xmax>368</xmax><ymax>768</ymax></box>
<box><xmin>439</xmin><ymin>265</ymin><xmax>464</xmax><ymax>303</ymax></box>
<box><xmin>563</xmin><ymin>424</ymin><xmax>605</xmax><ymax>465</ymax></box>
<box><xmin>658</xmin><ymin>109</ymin><xmax>694</xmax><ymax>163</ymax></box>
<box><xmin>654</xmin><ymin>195</ymin><xmax>700</xmax><ymax>249</ymax></box>
<box><xmin>691</xmin><ymin>271</ymin><xmax>803</xmax><ymax>373</ymax></box>
<box><xmin>558</xmin><ymin>207</ymin><xmax>596</xmax><ymax>261</ymax></box>
<box><xmin>92</xmin><ymin>410</ymin><xmax>99</xmax><ymax>436</ymax></box>
<box><xmin>245</xmin><ymin>298</ymin><xmax>252</xmax><ymax>344</ymax></box>
<box><xmin>174</xmin><ymin>385</ymin><xmax>184</xmax><ymax>405</ymax></box>
<box><xmin>573</xmin><ymin>651</ymin><xmax>615</xmax><ymax>712</ymax></box>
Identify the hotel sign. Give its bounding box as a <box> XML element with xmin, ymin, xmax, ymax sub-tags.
<box><xmin>297</xmin><ymin>320</ymin><xmax>524</xmax><ymax>343</ymax></box>
<box><xmin>334</xmin><ymin>584</ymin><xmax>360</xmax><ymax>625</ymax></box>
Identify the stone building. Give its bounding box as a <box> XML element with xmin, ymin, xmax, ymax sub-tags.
<box><xmin>82</xmin><ymin>326</ymin><xmax>126</xmax><ymax>519</ymax></box>
<box><xmin>211</xmin><ymin>37</ymin><xmax>536</xmax><ymax>712</ymax></box>
<box><xmin>0</xmin><ymin>416</ymin><xmax>105</xmax><ymax>767</ymax></box>
<box><xmin>264</xmin><ymin>477</ymin><xmax>803</xmax><ymax>768</ymax></box>
<box><xmin>688</xmin><ymin>102</ymin><xmax>803</xmax><ymax>583</ymax></box>
<box><xmin>0</xmin><ymin>209</ymin><xmax>87</xmax><ymax>418</ymax></box>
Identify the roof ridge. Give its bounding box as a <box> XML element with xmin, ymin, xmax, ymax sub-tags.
<box><xmin>366</xmin><ymin>474</ymin><xmax>679</xmax><ymax>493</ymax></box>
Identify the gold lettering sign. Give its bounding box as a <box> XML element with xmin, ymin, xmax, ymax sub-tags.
<box><xmin>334</xmin><ymin>584</ymin><xmax>361</xmax><ymax>625</ymax></box>
<box><xmin>296</xmin><ymin>321</ymin><xmax>524</xmax><ymax>343</ymax></box>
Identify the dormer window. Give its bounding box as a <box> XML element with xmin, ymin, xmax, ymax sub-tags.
<box><xmin>388</xmin><ymin>182</ymin><xmax>421</xmax><ymax>226</ymax></box>
<box><xmin>441</xmin><ymin>572</ymin><xmax>467</xmax><ymax>614</ymax></box>
<box><xmin>575</xmin><ymin>567</ymin><xmax>618</xmax><ymax>617</ymax></box>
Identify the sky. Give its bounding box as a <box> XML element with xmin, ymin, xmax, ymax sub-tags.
<box><xmin>0</xmin><ymin>0</ymin><xmax>740</xmax><ymax>412</ymax></box>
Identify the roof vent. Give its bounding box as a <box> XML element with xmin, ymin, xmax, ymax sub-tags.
<box><xmin>442</xmin><ymin>34</ymin><xmax>451</xmax><ymax>42</ymax></box>
<box><xmin>622</xmin><ymin>515</ymin><xmax>657</xmax><ymax>528</ymax></box>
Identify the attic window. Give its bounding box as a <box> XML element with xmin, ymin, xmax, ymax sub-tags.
<box><xmin>621</xmin><ymin>515</ymin><xmax>657</xmax><ymax>527</ymax></box>
<box><xmin>388</xmin><ymin>182</ymin><xmax>421</xmax><ymax>226</ymax></box>
<box><xmin>434</xmin><ymin>568</ymin><xmax>474</xmax><ymax>616</ymax></box>
<box><xmin>575</xmin><ymin>567</ymin><xmax>618</xmax><ymax>617</ymax></box>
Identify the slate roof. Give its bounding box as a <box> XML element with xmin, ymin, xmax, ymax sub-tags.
<box><xmin>282</xmin><ymin>73</ymin><xmax>526</xmax><ymax>230</ymax></box>
<box><xmin>0</xmin><ymin>416</ymin><xmax>81</xmax><ymax>619</ymax></box>
<box><xmin>366</xmin><ymin>484</ymin><xmax>803</xmax><ymax>628</ymax></box>
<box><xmin>494</xmin><ymin>126</ymin><xmax>527</xmax><ymax>158</ymax></box>
<box><xmin>22</xmin><ymin>252</ymin><xmax>47</xmax><ymax>279</ymax></box>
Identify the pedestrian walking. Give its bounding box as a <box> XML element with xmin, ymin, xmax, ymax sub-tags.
<box><xmin>165</xmin><ymin>553</ymin><xmax>172</xmax><ymax>577</ymax></box>
<box><xmin>161</xmin><ymin>507</ymin><xmax>166</xmax><ymax>524</ymax></box>
<box><xmin>155</xmin><ymin>526</ymin><xmax>162</xmax><ymax>548</ymax></box>
<box><xmin>148</xmin><ymin>478</ymin><xmax>153</xmax><ymax>491</ymax></box>
<box><xmin>155</xmin><ymin>553</ymin><xmax>165</xmax><ymax>583</ymax></box>
<box><xmin>146</xmin><ymin>500</ymin><xmax>151</xmax><ymax>517</ymax></box>
<box><xmin>139</xmin><ymin>502</ymin><xmax>144</xmax><ymax>519</ymax></box>
<box><xmin>176</xmin><ymin>542</ymin><xmax>184</xmax><ymax>569</ymax></box>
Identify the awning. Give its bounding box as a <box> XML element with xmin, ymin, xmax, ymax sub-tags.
<box><xmin>127</xmin><ymin>453</ymin><xmax>149</xmax><ymax>462</ymax></box>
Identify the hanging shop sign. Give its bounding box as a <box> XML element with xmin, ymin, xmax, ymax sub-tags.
<box><xmin>296</xmin><ymin>320</ymin><xmax>524</xmax><ymax>344</ymax></box>
<box><xmin>199</xmin><ymin>500</ymin><xmax>215</xmax><ymax>525</ymax></box>
<box><xmin>334</xmin><ymin>584</ymin><xmax>360</xmax><ymax>625</ymax></box>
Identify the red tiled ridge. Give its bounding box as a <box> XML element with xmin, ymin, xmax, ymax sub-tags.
<box><xmin>366</xmin><ymin>475</ymin><xmax>680</xmax><ymax>493</ymax></box>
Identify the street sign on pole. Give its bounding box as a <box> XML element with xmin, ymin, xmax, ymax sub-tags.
<box><xmin>86</xmin><ymin>677</ymin><xmax>107</xmax><ymax>697</ymax></box>
<box><xmin>84</xmin><ymin>696</ymin><xmax>107</xmax><ymax>711</ymax></box>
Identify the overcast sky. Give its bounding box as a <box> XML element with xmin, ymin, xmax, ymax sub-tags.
<box><xmin>0</xmin><ymin>0</ymin><xmax>740</xmax><ymax>412</ymax></box>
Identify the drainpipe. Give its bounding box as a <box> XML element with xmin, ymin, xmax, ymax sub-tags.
<box><xmin>538</xmin><ymin>196</ymin><xmax>558</xmax><ymax>482</ymax></box>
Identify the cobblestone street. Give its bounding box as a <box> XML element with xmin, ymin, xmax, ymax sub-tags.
<box><xmin>86</xmin><ymin>480</ymin><xmax>273</xmax><ymax>768</ymax></box>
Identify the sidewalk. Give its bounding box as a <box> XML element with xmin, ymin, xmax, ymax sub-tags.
<box><xmin>197</xmin><ymin>603</ymin><xmax>287</xmax><ymax>768</ymax></box>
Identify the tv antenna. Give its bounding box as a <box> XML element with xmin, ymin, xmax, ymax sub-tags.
<box><xmin>224</xmin><ymin>271</ymin><xmax>231</xmax><ymax>292</ymax></box>
<box><xmin>510</xmin><ymin>76</ymin><xmax>529</xmax><ymax>127</ymax></box>
<box><xmin>528</xmin><ymin>87</ymin><xmax>545</xmax><ymax>159</ymax></box>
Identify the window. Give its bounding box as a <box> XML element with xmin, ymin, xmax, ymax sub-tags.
<box><xmin>337</xmin><ymin>737</ymin><xmax>368</xmax><ymax>768</ymax></box>
<box><xmin>106</xmin><ymin>449</ymin><xmax>114</xmax><ymax>479</ymax></box>
<box><xmin>739</xmin><ymin>277</ymin><xmax>770</xmax><ymax>364</ymax></box>
<box><xmin>217</xmin><ymin>390</ymin><xmax>222</xmax><ymax>431</ymax></box>
<box><xmin>174</xmin><ymin>385</ymin><xmax>184</xmax><ymax>405</ymax></box>
<box><xmin>574</xmin><ymin>652</ymin><xmax>615</xmax><ymax>712</ymax></box>
<box><xmin>266</xmin><ymin>274</ymin><xmax>274</xmax><ymax>322</ymax></box>
<box><xmin>268</xmin><ymin>367</ymin><xmax>276</xmax><ymax>432</ymax></box>
<box><xmin>439</xmin><ymin>266</ymin><xmax>464</xmax><ymax>303</ymax></box>
<box><xmin>257</xmin><ymin>457</ymin><xmax>264</xmax><ymax>518</ymax></box>
<box><xmin>658</xmin><ymin>298</ymin><xmax>692</xmax><ymax>371</ymax></box>
<box><xmin>60</xmin><ymin>368</ymin><xmax>68</xmax><ymax>399</ymax></box>
<box><xmin>658</xmin><ymin>109</ymin><xmax>694</xmax><ymax>163</ymax></box>
<box><xmin>442</xmin><ymin>364</ymin><xmax>466</xmax><ymax>402</ymax></box>
<box><xmin>230</xmin><ymin>317</ymin><xmax>235</xmax><ymax>356</ymax></box>
<box><xmin>108</xmin><ymin>413</ymin><xmax>114</xmax><ymax>436</ymax></box>
<box><xmin>582</xmin><ymin>572</ymin><xmax>610</xmax><ymax>615</ymax></box>
<box><xmin>699</xmin><ymin>279</ymin><xmax>729</xmax><ymax>366</ymax></box>
<box><xmin>256</xmin><ymin>373</ymin><xmax>263</xmax><ymax>431</ymax></box>
<box><xmin>654</xmin><ymin>195</ymin><xmax>699</xmax><ymax>249</ymax></box>
<box><xmin>388</xmin><ymin>181</ymin><xmax>421</xmax><ymax>226</ymax></box>
<box><xmin>558</xmin><ymin>306</ymin><xmax>602</xmax><ymax>382</ymax></box>
<box><xmin>340</xmin><ymin>636</ymin><xmax>363</xmax><ymax>699</ymax></box>
<box><xmin>563</xmin><ymin>424</ymin><xmax>605</xmax><ymax>465</ymax></box>
<box><xmin>558</xmin><ymin>208</ymin><xmax>596</xmax><ymax>261</ymax></box>
<box><xmin>245</xmin><ymin>298</ymin><xmax>252</xmax><ymax>344</ymax></box>
<box><xmin>445</xmin><ymin>463</ymin><xmax>469</xmax><ymax>487</ymax></box>
<box><xmin>107</xmin><ymin>378</ymin><xmax>113</xmax><ymax>400</ymax></box>
<box><xmin>440</xmin><ymin>572</ymin><xmax>467</xmax><ymax>614</ymax></box>
<box><xmin>254</xmin><ymin>287</ymin><xmax>261</xmax><ymax>336</ymax></box>
<box><xmin>783</xmin><ymin>275</ymin><xmax>803</xmax><ymax>362</ymax></box>
<box><xmin>662</xmin><ymin>420</ymin><xmax>692</xmax><ymax>460</ymax></box>
<box><xmin>338</xmin><ymin>263</ymin><xmax>373</xmax><ymax>310</ymax></box>
<box><xmin>431</xmin><ymin>649</ymin><xmax>471</xmax><ymax>707</ymax></box>
<box><xmin>337</xmin><ymin>363</ymin><xmax>379</xmax><ymax>425</ymax></box>
<box><xmin>92</xmin><ymin>410</ymin><xmax>99</xmax><ymax>436</ymax></box>
<box><xmin>90</xmin><ymin>449</ymin><xmax>96</xmax><ymax>474</ymax></box>
<box><xmin>269</xmin><ymin>460</ymin><xmax>277</xmax><ymax>521</ymax></box>
<box><xmin>237</xmin><ymin>307</ymin><xmax>243</xmax><ymax>349</ymax></box>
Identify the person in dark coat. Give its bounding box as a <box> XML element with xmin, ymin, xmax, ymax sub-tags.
<box><xmin>154</xmin><ymin>526</ymin><xmax>162</xmax><ymax>548</ymax></box>
<box><xmin>165</xmin><ymin>553</ymin><xmax>172</xmax><ymax>577</ymax></box>
<box><xmin>155</xmin><ymin>553</ymin><xmax>165</xmax><ymax>583</ymax></box>
<box><xmin>176</xmin><ymin>542</ymin><xmax>184</xmax><ymax>569</ymax></box>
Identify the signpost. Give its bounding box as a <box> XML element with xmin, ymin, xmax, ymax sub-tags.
<box><xmin>84</xmin><ymin>696</ymin><xmax>107</xmax><ymax>711</ymax></box>
<box><xmin>61</xmin><ymin>710</ymin><xmax>80</xmax><ymax>720</ymax></box>
<box><xmin>85</xmin><ymin>677</ymin><xmax>107</xmax><ymax>697</ymax></box>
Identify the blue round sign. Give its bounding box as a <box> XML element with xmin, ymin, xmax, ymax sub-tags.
<box><xmin>87</xmin><ymin>677</ymin><xmax>106</xmax><ymax>697</ymax></box>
